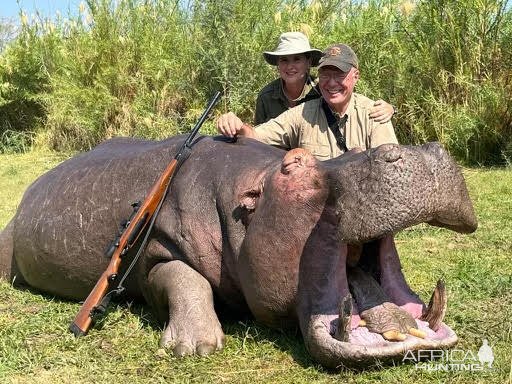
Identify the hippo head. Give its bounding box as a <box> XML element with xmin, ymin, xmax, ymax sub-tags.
<box><xmin>237</xmin><ymin>142</ymin><xmax>477</xmax><ymax>369</ymax></box>
<box><xmin>295</xmin><ymin>143</ymin><xmax>477</xmax><ymax>368</ymax></box>
<box><xmin>327</xmin><ymin>142</ymin><xmax>477</xmax><ymax>242</ymax></box>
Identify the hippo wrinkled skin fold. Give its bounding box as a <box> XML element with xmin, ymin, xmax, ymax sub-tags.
<box><xmin>0</xmin><ymin>136</ymin><xmax>477</xmax><ymax>369</ymax></box>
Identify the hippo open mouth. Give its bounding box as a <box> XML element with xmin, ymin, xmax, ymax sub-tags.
<box><xmin>335</xmin><ymin>239</ymin><xmax>452</xmax><ymax>352</ymax></box>
<box><xmin>303</xmin><ymin>236</ymin><xmax>458</xmax><ymax>369</ymax></box>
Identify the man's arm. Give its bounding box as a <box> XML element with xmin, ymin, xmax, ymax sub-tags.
<box><xmin>217</xmin><ymin>106</ymin><xmax>300</xmax><ymax>151</ymax></box>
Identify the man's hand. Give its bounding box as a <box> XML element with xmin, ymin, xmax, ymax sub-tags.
<box><xmin>216</xmin><ymin>112</ymin><xmax>245</xmax><ymax>137</ymax></box>
<box><xmin>369</xmin><ymin>100</ymin><xmax>395</xmax><ymax>123</ymax></box>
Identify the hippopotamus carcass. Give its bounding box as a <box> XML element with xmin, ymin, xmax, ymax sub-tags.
<box><xmin>0</xmin><ymin>136</ymin><xmax>477</xmax><ymax>368</ymax></box>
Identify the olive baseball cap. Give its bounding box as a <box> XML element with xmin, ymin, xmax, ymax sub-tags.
<box><xmin>318</xmin><ymin>44</ymin><xmax>359</xmax><ymax>72</ymax></box>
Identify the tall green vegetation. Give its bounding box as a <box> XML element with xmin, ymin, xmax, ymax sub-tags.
<box><xmin>393</xmin><ymin>0</ymin><xmax>512</xmax><ymax>165</ymax></box>
<box><xmin>0</xmin><ymin>0</ymin><xmax>511</xmax><ymax>165</ymax></box>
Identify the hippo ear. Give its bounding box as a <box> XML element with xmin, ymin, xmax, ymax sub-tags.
<box><xmin>281</xmin><ymin>148</ymin><xmax>316</xmax><ymax>174</ymax></box>
<box><xmin>239</xmin><ymin>184</ymin><xmax>263</xmax><ymax>211</ymax></box>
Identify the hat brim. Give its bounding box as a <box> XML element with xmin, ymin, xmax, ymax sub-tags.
<box><xmin>263</xmin><ymin>49</ymin><xmax>323</xmax><ymax>66</ymax></box>
<box><xmin>317</xmin><ymin>57</ymin><xmax>354</xmax><ymax>72</ymax></box>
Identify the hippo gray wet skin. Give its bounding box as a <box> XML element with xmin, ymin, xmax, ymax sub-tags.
<box><xmin>0</xmin><ymin>136</ymin><xmax>477</xmax><ymax>368</ymax></box>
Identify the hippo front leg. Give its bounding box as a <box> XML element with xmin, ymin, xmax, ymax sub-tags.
<box><xmin>145</xmin><ymin>260</ymin><xmax>225</xmax><ymax>356</ymax></box>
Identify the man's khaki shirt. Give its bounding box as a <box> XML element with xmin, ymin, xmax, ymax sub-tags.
<box><xmin>253</xmin><ymin>93</ymin><xmax>398</xmax><ymax>160</ymax></box>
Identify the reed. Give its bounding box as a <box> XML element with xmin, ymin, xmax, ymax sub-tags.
<box><xmin>0</xmin><ymin>0</ymin><xmax>511</xmax><ymax>164</ymax></box>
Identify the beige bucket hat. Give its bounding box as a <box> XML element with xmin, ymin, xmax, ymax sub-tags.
<box><xmin>263</xmin><ymin>32</ymin><xmax>323</xmax><ymax>66</ymax></box>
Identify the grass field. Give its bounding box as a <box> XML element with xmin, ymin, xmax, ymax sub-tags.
<box><xmin>0</xmin><ymin>150</ymin><xmax>511</xmax><ymax>383</ymax></box>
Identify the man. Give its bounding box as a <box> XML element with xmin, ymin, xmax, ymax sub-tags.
<box><xmin>217</xmin><ymin>44</ymin><xmax>424</xmax><ymax>337</ymax></box>
<box><xmin>217</xmin><ymin>43</ymin><xmax>398</xmax><ymax>160</ymax></box>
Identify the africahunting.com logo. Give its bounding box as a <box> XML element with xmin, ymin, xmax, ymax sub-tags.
<box><xmin>403</xmin><ymin>339</ymin><xmax>494</xmax><ymax>372</ymax></box>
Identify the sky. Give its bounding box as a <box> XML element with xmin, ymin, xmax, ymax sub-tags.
<box><xmin>1</xmin><ymin>0</ymin><xmax>80</xmax><ymax>21</ymax></box>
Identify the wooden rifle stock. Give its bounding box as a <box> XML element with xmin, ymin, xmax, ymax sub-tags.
<box><xmin>70</xmin><ymin>91</ymin><xmax>221</xmax><ymax>336</ymax></box>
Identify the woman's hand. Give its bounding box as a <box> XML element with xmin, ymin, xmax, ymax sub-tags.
<box><xmin>369</xmin><ymin>100</ymin><xmax>396</xmax><ymax>123</ymax></box>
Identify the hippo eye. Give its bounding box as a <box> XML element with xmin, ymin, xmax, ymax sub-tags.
<box><xmin>238</xmin><ymin>186</ymin><xmax>263</xmax><ymax>211</ymax></box>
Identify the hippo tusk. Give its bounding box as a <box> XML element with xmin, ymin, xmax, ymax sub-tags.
<box><xmin>408</xmin><ymin>327</ymin><xmax>426</xmax><ymax>339</ymax></box>
<box><xmin>382</xmin><ymin>330</ymin><xmax>406</xmax><ymax>341</ymax></box>
<box><xmin>420</xmin><ymin>279</ymin><xmax>447</xmax><ymax>331</ymax></box>
<box><xmin>334</xmin><ymin>294</ymin><xmax>353</xmax><ymax>342</ymax></box>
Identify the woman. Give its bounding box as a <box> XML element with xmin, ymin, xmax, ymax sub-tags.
<box><xmin>255</xmin><ymin>32</ymin><xmax>394</xmax><ymax>124</ymax></box>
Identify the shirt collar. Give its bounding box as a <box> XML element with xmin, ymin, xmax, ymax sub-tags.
<box><xmin>273</xmin><ymin>76</ymin><xmax>315</xmax><ymax>102</ymax></box>
<box><xmin>322</xmin><ymin>94</ymin><xmax>354</xmax><ymax>121</ymax></box>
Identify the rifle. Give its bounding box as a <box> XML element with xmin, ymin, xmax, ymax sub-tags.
<box><xmin>69</xmin><ymin>91</ymin><xmax>221</xmax><ymax>336</ymax></box>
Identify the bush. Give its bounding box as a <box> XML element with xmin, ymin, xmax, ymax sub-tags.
<box><xmin>0</xmin><ymin>0</ymin><xmax>511</xmax><ymax>165</ymax></box>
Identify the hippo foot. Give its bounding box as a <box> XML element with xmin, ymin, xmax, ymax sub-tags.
<box><xmin>146</xmin><ymin>260</ymin><xmax>225</xmax><ymax>357</ymax></box>
<box><xmin>160</xmin><ymin>317</ymin><xmax>225</xmax><ymax>357</ymax></box>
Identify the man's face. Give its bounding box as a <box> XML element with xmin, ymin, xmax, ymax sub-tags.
<box><xmin>318</xmin><ymin>66</ymin><xmax>359</xmax><ymax>110</ymax></box>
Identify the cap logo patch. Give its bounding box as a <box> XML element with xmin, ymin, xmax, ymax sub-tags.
<box><xmin>328</xmin><ymin>46</ymin><xmax>342</xmax><ymax>56</ymax></box>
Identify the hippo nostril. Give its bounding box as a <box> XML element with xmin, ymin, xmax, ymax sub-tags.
<box><xmin>377</xmin><ymin>147</ymin><xmax>402</xmax><ymax>163</ymax></box>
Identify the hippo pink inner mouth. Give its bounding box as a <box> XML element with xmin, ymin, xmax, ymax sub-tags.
<box><xmin>345</xmin><ymin>319</ymin><xmax>453</xmax><ymax>346</ymax></box>
<box><xmin>325</xmin><ymin>238</ymin><xmax>452</xmax><ymax>346</ymax></box>
<box><xmin>323</xmin><ymin>310</ymin><xmax>454</xmax><ymax>347</ymax></box>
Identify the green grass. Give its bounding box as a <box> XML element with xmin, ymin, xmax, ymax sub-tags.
<box><xmin>0</xmin><ymin>151</ymin><xmax>511</xmax><ymax>383</ymax></box>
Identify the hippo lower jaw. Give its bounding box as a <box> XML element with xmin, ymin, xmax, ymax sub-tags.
<box><xmin>305</xmin><ymin>279</ymin><xmax>457</xmax><ymax>369</ymax></box>
<box><xmin>306</xmin><ymin>320</ymin><xmax>457</xmax><ymax>369</ymax></box>
<box><xmin>302</xmin><ymin>237</ymin><xmax>457</xmax><ymax>369</ymax></box>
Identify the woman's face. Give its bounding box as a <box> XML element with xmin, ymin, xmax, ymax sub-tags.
<box><xmin>277</xmin><ymin>54</ymin><xmax>311</xmax><ymax>86</ymax></box>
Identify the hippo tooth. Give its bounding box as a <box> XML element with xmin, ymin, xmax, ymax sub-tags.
<box><xmin>382</xmin><ymin>330</ymin><xmax>406</xmax><ymax>341</ymax></box>
<box><xmin>408</xmin><ymin>327</ymin><xmax>426</xmax><ymax>339</ymax></box>
<box><xmin>420</xmin><ymin>279</ymin><xmax>447</xmax><ymax>332</ymax></box>
<box><xmin>334</xmin><ymin>294</ymin><xmax>352</xmax><ymax>342</ymax></box>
